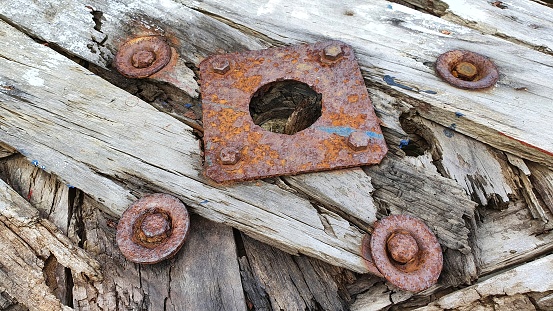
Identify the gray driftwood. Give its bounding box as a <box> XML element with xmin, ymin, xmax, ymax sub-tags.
<box><xmin>1</xmin><ymin>0</ymin><xmax>553</xmax><ymax>310</ymax></box>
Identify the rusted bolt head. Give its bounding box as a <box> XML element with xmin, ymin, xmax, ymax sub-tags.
<box><xmin>212</xmin><ymin>59</ymin><xmax>231</xmax><ymax>75</ymax></box>
<box><xmin>436</xmin><ymin>50</ymin><xmax>499</xmax><ymax>89</ymax></box>
<box><xmin>453</xmin><ymin>62</ymin><xmax>478</xmax><ymax>80</ymax></box>
<box><xmin>387</xmin><ymin>231</ymin><xmax>419</xmax><ymax>264</ymax></box>
<box><xmin>347</xmin><ymin>131</ymin><xmax>370</xmax><ymax>151</ymax></box>
<box><xmin>114</xmin><ymin>36</ymin><xmax>172</xmax><ymax>79</ymax></box>
<box><xmin>219</xmin><ymin>147</ymin><xmax>241</xmax><ymax>165</ymax></box>
<box><xmin>135</xmin><ymin>211</ymin><xmax>171</xmax><ymax>245</ymax></box>
<box><xmin>116</xmin><ymin>193</ymin><xmax>190</xmax><ymax>264</ymax></box>
<box><xmin>370</xmin><ymin>214</ymin><xmax>443</xmax><ymax>292</ymax></box>
<box><xmin>131</xmin><ymin>50</ymin><xmax>156</xmax><ymax>68</ymax></box>
<box><xmin>323</xmin><ymin>44</ymin><xmax>344</xmax><ymax>61</ymax></box>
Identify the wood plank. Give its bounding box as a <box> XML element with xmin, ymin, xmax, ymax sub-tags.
<box><xmin>413</xmin><ymin>253</ymin><xmax>553</xmax><ymax>311</ymax></box>
<box><xmin>0</xmin><ymin>20</ymin><xmax>370</xmax><ymax>273</ymax></box>
<box><xmin>528</xmin><ymin>161</ymin><xmax>553</xmax><ymax>214</ymax></box>
<box><xmin>240</xmin><ymin>234</ymin><xmax>349</xmax><ymax>310</ymax></box>
<box><xmin>0</xmin><ymin>179</ymin><xmax>102</xmax><ymax>311</ymax></box>
<box><xmin>166</xmin><ymin>216</ymin><xmax>246</xmax><ymax>310</ymax></box>
<box><xmin>284</xmin><ymin>168</ymin><xmax>379</xmax><ymax>227</ymax></box>
<box><xmin>407</xmin><ymin>115</ymin><xmax>518</xmax><ymax>209</ymax></box>
<box><xmin>178</xmin><ymin>0</ymin><xmax>553</xmax><ymax>167</ymax></box>
<box><xmin>0</xmin><ymin>155</ymin><xmax>78</xmax><ymax>305</ymax></box>
<box><xmin>398</xmin><ymin>0</ymin><xmax>553</xmax><ymax>53</ymax></box>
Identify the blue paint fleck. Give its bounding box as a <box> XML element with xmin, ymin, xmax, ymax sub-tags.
<box><xmin>384</xmin><ymin>75</ymin><xmax>437</xmax><ymax>94</ymax></box>
<box><xmin>31</xmin><ymin>160</ymin><xmax>39</xmax><ymax>166</ymax></box>
<box><xmin>421</xmin><ymin>90</ymin><xmax>438</xmax><ymax>94</ymax></box>
<box><xmin>383</xmin><ymin>75</ymin><xmax>414</xmax><ymax>91</ymax></box>
<box><xmin>455</xmin><ymin>112</ymin><xmax>464</xmax><ymax>118</ymax></box>
<box><xmin>67</xmin><ymin>184</ymin><xmax>75</xmax><ymax>189</ymax></box>
<box><xmin>387</xmin><ymin>4</ymin><xmax>393</xmax><ymax>9</ymax></box>
<box><xmin>184</xmin><ymin>103</ymin><xmax>193</xmax><ymax>108</ymax></box>
<box><xmin>316</xmin><ymin>126</ymin><xmax>384</xmax><ymax>140</ymax></box>
<box><xmin>443</xmin><ymin>123</ymin><xmax>457</xmax><ymax>138</ymax></box>
<box><xmin>200</xmin><ymin>200</ymin><xmax>209</xmax><ymax>204</ymax></box>
<box><xmin>40</xmin><ymin>165</ymin><xmax>46</xmax><ymax>170</ymax></box>
<box><xmin>399</xmin><ymin>139</ymin><xmax>410</xmax><ymax>148</ymax></box>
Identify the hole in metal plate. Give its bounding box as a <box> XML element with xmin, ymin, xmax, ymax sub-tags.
<box><xmin>249</xmin><ymin>80</ymin><xmax>322</xmax><ymax>135</ymax></box>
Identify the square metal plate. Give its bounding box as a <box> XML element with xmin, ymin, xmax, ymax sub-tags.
<box><xmin>200</xmin><ymin>40</ymin><xmax>387</xmax><ymax>183</ymax></box>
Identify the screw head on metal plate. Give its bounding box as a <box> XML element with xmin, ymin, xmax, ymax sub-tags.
<box><xmin>200</xmin><ymin>41</ymin><xmax>388</xmax><ymax>183</ymax></box>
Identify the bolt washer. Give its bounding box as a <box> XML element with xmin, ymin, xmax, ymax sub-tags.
<box><xmin>369</xmin><ymin>214</ymin><xmax>443</xmax><ymax>292</ymax></box>
<box><xmin>116</xmin><ymin>193</ymin><xmax>190</xmax><ymax>264</ymax></box>
<box><xmin>200</xmin><ymin>41</ymin><xmax>388</xmax><ymax>182</ymax></box>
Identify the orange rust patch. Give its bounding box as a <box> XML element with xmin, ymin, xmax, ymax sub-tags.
<box><xmin>348</xmin><ymin>94</ymin><xmax>359</xmax><ymax>103</ymax></box>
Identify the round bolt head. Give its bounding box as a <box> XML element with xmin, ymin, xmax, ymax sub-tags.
<box><xmin>116</xmin><ymin>193</ymin><xmax>190</xmax><ymax>264</ymax></box>
<box><xmin>131</xmin><ymin>50</ymin><xmax>156</xmax><ymax>68</ymax></box>
<box><xmin>370</xmin><ymin>214</ymin><xmax>443</xmax><ymax>292</ymax></box>
<box><xmin>212</xmin><ymin>59</ymin><xmax>230</xmax><ymax>74</ymax></box>
<box><xmin>113</xmin><ymin>36</ymin><xmax>172</xmax><ymax>79</ymax></box>
<box><xmin>347</xmin><ymin>131</ymin><xmax>369</xmax><ymax>151</ymax></box>
<box><xmin>454</xmin><ymin>62</ymin><xmax>478</xmax><ymax>80</ymax></box>
<box><xmin>323</xmin><ymin>44</ymin><xmax>344</xmax><ymax>61</ymax></box>
<box><xmin>387</xmin><ymin>231</ymin><xmax>419</xmax><ymax>264</ymax></box>
<box><xmin>219</xmin><ymin>147</ymin><xmax>241</xmax><ymax>165</ymax></box>
<box><xmin>140</xmin><ymin>212</ymin><xmax>171</xmax><ymax>240</ymax></box>
<box><xmin>435</xmin><ymin>50</ymin><xmax>499</xmax><ymax>89</ymax></box>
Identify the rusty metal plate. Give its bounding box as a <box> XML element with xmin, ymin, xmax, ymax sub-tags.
<box><xmin>200</xmin><ymin>40</ymin><xmax>387</xmax><ymax>182</ymax></box>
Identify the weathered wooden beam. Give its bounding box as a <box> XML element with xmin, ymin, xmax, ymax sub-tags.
<box><xmin>0</xmin><ymin>179</ymin><xmax>101</xmax><ymax>311</ymax></box>
<box><xmin>398</xmin><ymin>0</ymin><xmax>553</xmax><ymax>53</ymax></box>
<box><xmin>413</xmin><ymin>253</ymin><xmax>553</xmax><ymax>311</ymax></box>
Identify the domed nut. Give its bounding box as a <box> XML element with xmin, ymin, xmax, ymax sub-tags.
<box><xmin>370</xmin><ymin>214</ymin><xmax>443</xmax><ymax>292</ymax></box>
<box><xmin>435</xmin><ymin>50</ymin><xmax>499</xmax><ymax>89</ymax></box>
<box><xmin>387</xmin><ymin>231</ymin><xmax>419</xmax><ymax>264</ymax></box>
<box><xmin>116</xmin><ymin>193</ymin><xmax>190</xmax><ymax>264</ymax></box>
<box><xmin>114</xmin><ymin>36</ymin><xmax>172</xmax><ymax>79</ymax></box>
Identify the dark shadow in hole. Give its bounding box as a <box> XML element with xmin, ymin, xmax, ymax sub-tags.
<box><xmin>249</xmin><ymin>80</ymin><xmax>322</xmax><ymax>135</ymax></box>
<box><xmin>398</xmin><ymin>116</ymin><xmax>431</xmax><ymax>157</ymax></box>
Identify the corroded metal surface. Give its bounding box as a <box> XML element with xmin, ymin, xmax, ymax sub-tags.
<box><xmin>370</xmin><ymin>214</ymin><xmax>443</xmax><ymax>292</ymax></box>
<box><xmin>200</xmin><ymin>41</ymin><xmax>388</xmax><ymax>182</ymax></box>
<box><xmin>436</xmin><ymin>50</ymin><xmax>499</xmax><ymax>89</ymax></box>
<box><xmin>114</xmin><ymin>36</ymin><xmax>172</xmax><ymax>78</ymax></box>
<box><xmin>360</xmin><ymin>234</ymin><xmax>384</xmax><ymax>278</ymax></box>
<box><xmin>116</xmin><ymin>193</ymin><xmax>190</xmax><ymax>264</ymax></box>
